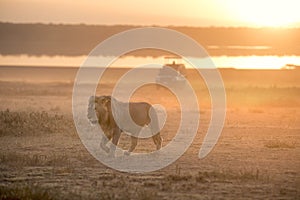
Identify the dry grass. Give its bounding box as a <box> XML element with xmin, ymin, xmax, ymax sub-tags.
<box><xmin>0</xmin><ymin>185</ymin><xmax>55</xmax><ymax>200</ymax></box>
<box><xmin>265</xmin><ymin>140</ymin><xmax>296</xmax><ymax>149</ymax></box>
<box><xmin>0</xmin><ymin>81</ymin><xmax>73</xmax><ymax>96</ymax></box>
<box><xmin>226</xmin><ymin>86</ymin><xmax>300</xmax><ymax>107</ymax></box>
<box><xmin>195</xmin><ymin>169</ymin><xmax>270</xmax><ymax>183</ymax></box>
<box><xmin>165</xmin><ymin>168</ymin><xmax>269</xmax><ymax>184</ymax></box>
<box><xmin>167</xmin><ymin>174</ymin><xmax>192</xmax><ymax>182</ymax></box>
<box><xmin>0</xmin><ymin>152</ymin><xmax>72</xmax><ymax>168</ymax></box>
<box><xmin>0</xmin><ymin>109</ymin><xmax>74</xmax><ymax>136</ymax></box>
<box><xmin>248</xmin><ymin>108</ymin><xmax>265</xmax><ymax>113</ymax></box>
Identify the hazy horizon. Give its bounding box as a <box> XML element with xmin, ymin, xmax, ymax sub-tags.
<box><xmin>1</xmin><ymin>22</ymin><xmax>299</xmax><ymax>69</ymax></box>
<box><xmin>2</xmin><ymin>21</ymin><xmax>300</xmax><ymax>28</ymax></box>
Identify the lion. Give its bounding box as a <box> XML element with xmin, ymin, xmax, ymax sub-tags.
<box><xmin>87</xmin><ymin>95</ymin><xmax>163</xmax><ymax>155</ymax></box>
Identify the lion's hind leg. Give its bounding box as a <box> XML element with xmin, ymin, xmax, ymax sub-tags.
<box><xmin>152</xmin><ymin>133</ymin><xmax>163</xmax><ymax>150</ymax></box>
<box><xmin>124</xmin><ymin>136</ymin><xmax>138</xmax><ymax>156</ymax></box>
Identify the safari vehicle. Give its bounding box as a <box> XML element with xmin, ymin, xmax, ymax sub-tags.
<box><xmin>155</xmin><ymin>57</ymin><xmax>187</xmax><ymax>89</ymax></box>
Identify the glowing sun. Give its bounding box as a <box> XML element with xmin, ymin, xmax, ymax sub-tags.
<box><xmin>231</xmin><ymin>0</ymin><xmax>300</xmax><ymax>27</ymax></box>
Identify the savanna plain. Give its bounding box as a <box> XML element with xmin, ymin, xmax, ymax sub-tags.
<box><xmin>0</xmin><ymin>67</ymin><xmax>299</xmax><ymax>199</ymax></box>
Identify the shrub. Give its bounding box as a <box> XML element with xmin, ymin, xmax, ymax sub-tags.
<box><xmin>0</xmin><ymin>185</ymin><xmax>54</xmax><ymax>200</ymax></box>
<box><xmin>0</xmin><ymin>109</ymin><xmax>74</xmax><ymax>136</ymax></box>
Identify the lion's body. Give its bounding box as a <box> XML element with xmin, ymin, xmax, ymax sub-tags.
<box><xmin>87</xmin><ymin>95</ymin><xmax>163</xmax><ymax>155</ymax></box>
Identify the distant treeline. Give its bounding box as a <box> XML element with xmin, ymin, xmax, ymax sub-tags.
<box><xmin>0</xmin><ymin>22</ymin><xmax>299</xmax><ymax>56</ymax></box>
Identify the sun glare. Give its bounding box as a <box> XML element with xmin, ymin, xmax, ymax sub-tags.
<box><xmin>231</xmin><ymin>0</ymin><xmax>300</xmax><ymax>27</ymax></box>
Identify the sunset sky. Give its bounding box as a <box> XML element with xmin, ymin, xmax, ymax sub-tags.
<box><xmin>1</xmin><ymin>0</ymin><xmax>300</xmax><ymax>27</ymax></box>
<box><xmin>1</xmin><ymin>0</ymin><xmax>300</xmax><ymax>69</ymax></box>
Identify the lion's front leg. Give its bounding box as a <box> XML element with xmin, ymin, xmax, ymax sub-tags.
<box><xmin>152</xmin><ymin>133</ymin><xmax>163</xmax><ymax>150</ymax></box>
<box><xmin>100</xmin><ymin>136</ymin><xmax>110</xmax><ymax>153</ymax></box>
<box><xmin>100</xmin><ymin>130</ymin><xmax>112</xmax><ymax>153</ymax></box>
<box><xmin>109</xmin><ymin>128</ymin><xmax>121</xmax><ymax>156</ymax></box>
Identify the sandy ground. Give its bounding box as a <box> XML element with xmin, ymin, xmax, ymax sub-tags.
<box><xmin>0</xmin><ymin>68</ymin><xmax>299</xmax><ymax>199</ymax></box>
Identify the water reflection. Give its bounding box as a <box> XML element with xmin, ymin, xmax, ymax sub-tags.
<box><xmin>0</xmin><ymin>55</ymin><xmax>299</xmax><ymax>69</ymax></box>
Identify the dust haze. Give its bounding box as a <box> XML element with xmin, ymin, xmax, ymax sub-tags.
<box><xmin>0</xmin><ymin>65</ymin><xmax>299</xmax><ymax>199</ymax></box>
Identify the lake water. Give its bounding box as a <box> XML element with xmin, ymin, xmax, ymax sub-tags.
<box><xmin>0</xmin><ymin>55</ymin><xmax>299</xmax><ymax>69</ymax></box>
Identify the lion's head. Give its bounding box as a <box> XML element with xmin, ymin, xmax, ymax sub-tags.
<box><xmin>87</xmin><ymin>95</ymin><xmax>111</xmax><ymax>126</ymax></box>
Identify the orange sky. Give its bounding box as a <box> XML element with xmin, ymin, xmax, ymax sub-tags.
<box><xmin>0</xmin><ymin>0</ymin><xmax>299</xmax><ymax>27</ymax></box>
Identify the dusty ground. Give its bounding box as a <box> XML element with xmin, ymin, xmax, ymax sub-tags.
<box><xmin>0</xmin><ymin>68</ymin><xmax>299</xmax><ymax>199</ymax></box>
